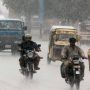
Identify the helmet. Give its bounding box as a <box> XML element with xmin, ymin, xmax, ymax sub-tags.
<box><xmin>69</xmin><ymin>37</ymin><xmax>76</xmax><ymax>43</ymax></box>
<box><xmin>25</xmin><ymin>34</ymin><xmax>32</xmax><ymax>40</ymax></box>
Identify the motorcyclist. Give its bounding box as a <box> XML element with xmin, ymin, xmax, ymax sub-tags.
<box><xmin>18</xmin><ymin>34</ymin><xmax>42</xmax><ymax>73</ymax></box>
<box><xmin>61</xmin><ymin>37</ymin><xmax>87</xmax><ymax>81</ymax></box>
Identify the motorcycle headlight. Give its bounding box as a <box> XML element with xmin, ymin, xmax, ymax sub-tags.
<box><xmin>28</xmin><ymin>52</ymin><xmax>33</xmax><ymax>58</ymax></box>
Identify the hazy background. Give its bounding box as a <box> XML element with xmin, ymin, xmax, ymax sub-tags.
<box><xmin>0</xmin><ymin>1</ymin><xmax>90</xmax><ymax>90</ymax></box>
<box><xmin>0</xmin><ymin>0</ymin><xmax>90</xmax><ymax>40</ymax></box>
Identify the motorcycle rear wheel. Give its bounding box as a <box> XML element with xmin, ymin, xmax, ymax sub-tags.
<box><xmin>70</xmin><ymin>79</ymin><xmax>74</xmax><ymax>89</ymax></box>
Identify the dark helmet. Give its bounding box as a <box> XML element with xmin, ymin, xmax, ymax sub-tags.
<box><xmin>69</xmin><ymin>37</ymin><xmax>76</xmax><ymax>43</ymax></box>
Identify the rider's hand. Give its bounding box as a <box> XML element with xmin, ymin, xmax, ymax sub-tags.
<box><xmin>36</xmin><ymin>48</ymin><xmax>41</xmax><ymax>52</ymax></box>
<box><xmin>82</xmin><ymin>56</ymin><xmax>87</xmax><ymax>59</ymax></box>
<box><xmin>61</xmin><ymin>55</ymin><xmax>67</xmax><ymax>59</ymax></box>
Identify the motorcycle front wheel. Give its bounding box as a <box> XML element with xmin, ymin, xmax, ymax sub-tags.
<box><xmin>28</xmin><ymin>63</ymin><xmax>34</xmax><ymax>79</ymax></box>
<box><xmin>69</xmin><ymin>77</ymin><xmax>74</xmax><ymax>89</ymax></box>
<box><xmin>75</xmin><ymin>75</ymin><xmax>80</xmax><ymax>90</ymax></box>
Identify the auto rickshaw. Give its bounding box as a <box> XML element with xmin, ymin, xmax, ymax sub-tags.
<box><xmin>88</xmin><ymin>48</ymin><xmax>90</xmax><ymax>71</ymax></box>
<box><xmin>47</xmin><ymin>25</ymin><xmax>80</xmax><ymax>64</ymax></box>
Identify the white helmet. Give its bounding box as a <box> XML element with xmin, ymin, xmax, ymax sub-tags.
<box><xmin>25</xmin><ymin>34</ymin><xmax>32</xmax><ymax>40</ymax></box>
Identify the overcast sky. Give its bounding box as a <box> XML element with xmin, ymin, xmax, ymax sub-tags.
<box><xmin>0</xmin><ymin>0</ymin><xmax>9</xmax><ymax>17</ymax></box>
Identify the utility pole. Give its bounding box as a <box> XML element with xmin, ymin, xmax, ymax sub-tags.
<box><xmin>39</xmin><ymin>0</ymin><xmax>44</xmax><ymax>38</ymax></box>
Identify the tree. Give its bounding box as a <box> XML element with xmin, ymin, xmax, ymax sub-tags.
<box><xmin>3</xmin><ymin>0</ymin><xmax>90</xmax><ymax>22</ymax></box>
<box><xmin>3</xmin><ymin>0</ymin><xmax>38</xmax><ymax>18</ymax></box>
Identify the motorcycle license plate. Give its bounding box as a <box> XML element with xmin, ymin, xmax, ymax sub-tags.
<box><xmin>76</xmin><ymin>71</ymin><xmax>80</xmax><ymax>74</ymax></box>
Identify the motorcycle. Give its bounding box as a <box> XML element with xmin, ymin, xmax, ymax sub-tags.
<box><xmin>61</xmin><ymin>55</ymin><xmax>85</xmax><ymax>90</ymax></box>
<box><xmin>19</xmin><ymin>44</ymin><xmax>41</xmax><ymax>79</ymax></box>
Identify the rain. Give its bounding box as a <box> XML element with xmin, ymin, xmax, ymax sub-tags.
<box><xmin>0</xmin><ymin>0</ymin><xmax>90</xmax><ymax>90</ymax></box>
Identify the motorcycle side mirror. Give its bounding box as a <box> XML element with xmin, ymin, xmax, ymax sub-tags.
<box><xmin>38</xmin><ymin>44</ymin><xmax>41</xmax><ymax>47</ymax></box>
<box><xmin>23</xmin><ymin>26</ymin><xmax>27</xmax><ymax>30</ymax></box>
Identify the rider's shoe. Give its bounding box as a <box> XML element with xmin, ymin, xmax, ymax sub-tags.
<box><xmin>81</xmin><ymin>78</ymin><xmax>84</xmax><ymax>80</ymax></box>
<box><xmin>19</xmin><ymin>69</ymin><xmax>22</xmax><ymax>73</ymax></box>
<box><xmin>34</xmin><ymin>67</ymin><xmax>40</xmax><ymax>70</ymax></box>
<box><xmin>19</xmin><ymin>69</ymin><xmax>24</xmax><ymax>74</ymax></box>
<box><xmin>21</xmin><ymin>67</ymin><xmax>26</xmax><ymax>70</ymax></box>
<box><xmin>80</xmin><ymin>75</ymin><xmax>84</xmax><ymax>81</ymax></box>
<box><xmin>33</xmin><ymin>70</ymin><xmax>37</xmax><ymax>73</ymax></box>
<box><xmin>65</xmin><ymin>77</ymin><xmax>69</xmax><ymax>83</ymax></box>
<box><xmin>65</xmin><ymin>77</ymin><xmax>68</xmax><ymax>81</ymax></box>
<box><xmin>40</xmin><ymin>57</ymin><xmax>43</xmax><ymax>59</ymax></box>
<box><xmin>80</xmin><ymin>77</ymin><xmax>84</xmax><ymax>81</ymax></box>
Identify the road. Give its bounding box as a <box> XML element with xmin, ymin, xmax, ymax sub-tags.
<box><xmin>0</xmin><ymin>41</ymin><xmax>89</xmax><ymax>90</ymax></box>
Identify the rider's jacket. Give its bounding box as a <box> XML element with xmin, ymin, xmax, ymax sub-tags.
<box><xmin>61</xmin><ymin>45</ymin><xmax>85</xmax><ymax>60</ymax></box>
<box><xmin>19</xmin><ymin>40</ymin><xmax>38</xmax><ymax>51</ymax></box>
<box><xmin>18</xmin><ymin>40</ymin><xmax>39</xmax><ymax>56</ymax></box>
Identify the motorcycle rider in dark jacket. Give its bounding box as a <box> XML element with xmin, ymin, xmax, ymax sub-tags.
<box><xmin>18</xmin><ymin>35</ymin><xmax>42</xmax><ymax>72</ymax></box>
